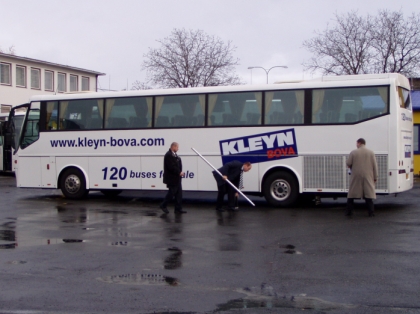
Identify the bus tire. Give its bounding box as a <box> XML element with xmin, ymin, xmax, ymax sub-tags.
<box><xmin>60</xmin><ymin>168</ymin><xmax>88</xmax><ymax>199</ymax></box>
<box><xmin>100</xmin><ymin>190</ymin><xmax>122</xmax><ymax>197</ymax></box>
<box><xmin>263</xmin><ymin>171</ymin><xmax>298</xmax><ymax>207</ymax></box>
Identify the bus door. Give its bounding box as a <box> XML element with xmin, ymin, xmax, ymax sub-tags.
<box><xmin>5</xmin><ymin>104</ymin><xmax>29</xmax><ymax>172</ymax></box>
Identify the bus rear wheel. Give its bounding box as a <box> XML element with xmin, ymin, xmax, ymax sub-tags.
<box><xmin>60</xmin><ymin>168</ymin><xmax>88</xmax><ymax>199</ymax></box>
<box><xmin>263</xmin><ymin>172</ymin><xmax>298</xmax><ymax>207</ymax></box>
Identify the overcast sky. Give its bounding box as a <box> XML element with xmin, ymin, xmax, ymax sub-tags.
<box><xmin>1</xmin><ymin>0</ymin><xmax>418</xmax><ymax>90</ymax></box>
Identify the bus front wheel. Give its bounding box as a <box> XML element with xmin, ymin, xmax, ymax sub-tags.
<box><xmin>263</xmin><ymin>172</ymin><xmax>298</xmax><ymax>207</ymax></box>
<box><xmin>60</xmin><ymin>168</ymin><xmax>88</xmax><ymax>199</ymax></box>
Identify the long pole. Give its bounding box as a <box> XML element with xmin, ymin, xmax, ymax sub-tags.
<box><xmin>191</xmin><ymin>148</ymin><xmax>255</xmax><ymax>207</ymax></box>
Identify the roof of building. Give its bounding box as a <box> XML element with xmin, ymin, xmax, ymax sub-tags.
<box><xmin>0</xmin><ymin>52</ymin><xmax>105</xmax><ymax>76</ymax></box>
<box><xmin>412</xmin><ymin>90</ymin><xmax>420</xmax><ymax>110</ymax></box>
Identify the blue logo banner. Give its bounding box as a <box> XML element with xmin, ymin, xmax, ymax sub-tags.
<box><xmin>219</xmin><ymin>128</ymin><xmax>299</xmax><ymax>164</ymax></box>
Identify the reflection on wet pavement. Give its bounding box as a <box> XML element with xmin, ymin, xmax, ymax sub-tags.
<box><xmin>161</xmin><ymin>214</ymin><xmax>184</xmax><ymax>240</ymax></box>
<box><xmin>0</xmin><ymin>219</ymin><xmax>17</xmax><ymax>249</ymax></box>
<box><xmin>97</xmin><ymin>273</ymin><xmax>178</xmax><ymax>286</ymax></box>
<box><xmin>215</xmin><ymin>283</ymin><xmax>355</xmax><ymax>311</ymax></box>
<box><xmin>62</xmin><ymin>239</ymin><xmax>85</xmax><ymax>243</ymax></box>
<box><xmin>164</xmin><ymin>247</ymin><xmax>183</xmax><ymax>269</ymax></box>
<box><xmin>280</xmin><ymin>244</ymin><xmax>302</xmax><ymax>254</ymax></box>
<box><xmin>0</xmin><ymin>243</ymin><xmax>16</xmax><ymax>249</ymax></box>
<box><xmin>0</xmin><ymin>229</ymin><xmax>16</xmax><ymax>242</ymax></box>
<box><xmin>57</xmin><ymin>206</ymin><xmax>87</xmax><ymax>223</ymax></box>
<box><xmin>218</xmin><ymin>233</ymin><xmax>241</xmax><ymax>251</ymax></box>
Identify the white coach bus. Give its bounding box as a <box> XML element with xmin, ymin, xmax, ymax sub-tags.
<box><xmin>11</xmin><ymin>73</ymin><xmax>413</xmax><ymax>206</ymax></box>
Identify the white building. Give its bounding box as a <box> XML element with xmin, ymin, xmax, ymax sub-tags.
<box><xmin>0</xmin><ymin>52</ymin><xmax>105</xmax><ymax>114</ymax></box>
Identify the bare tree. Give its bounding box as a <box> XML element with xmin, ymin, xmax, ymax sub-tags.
<box><xmin>303</xmin><ymin>11</ymin><xmax>373</xmax><ymax>75</ymax></box>
<box><xmin>142</xmin><ymin>28</ymin><xmax>241</xmax><ymax>88</ymax></box>
<box><xmin>303</xmin><ymin>10</ymin><xmax>420</xmax><ymax>76</ymax></box>
<box><xmin>0</xmin><ymin>45</ymin><xmax>16</xmax><ymax>55</ymax></box>
<box><xmin>370</xmin><ymin>11</ymin><xmax>420</xmax><ymax>76</ymax></box>
<box><xmin>131</xmin><ymin>80</ymin><xmax>152</xmax><ymax>90</ymax></box>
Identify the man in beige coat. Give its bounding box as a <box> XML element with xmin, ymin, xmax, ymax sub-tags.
<box><xmin>346</xmin><ymin>138</ymin><xmax>378</xmax><ymax>217</ymax></box>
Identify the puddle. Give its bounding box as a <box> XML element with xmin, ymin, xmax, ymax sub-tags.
<box><xmin>97</xmin><ymin>273</ymin><xmax>178</xmax><ymax>286</ymax></box>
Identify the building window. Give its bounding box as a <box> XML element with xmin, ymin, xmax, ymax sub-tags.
<box><xmin>45</xmin><ymin>70</ymin><xmax>54</xmax><ymax>91</ymax></box>
<box><xmin>58</xmin><ymin>73</ymin><xmax>66</xmax><ymax>92</ymax></box>
<box><xmin>1</xmin><ymin>104</ymin><xmax>12</xmax><ymax>114</ymax></box>
<box><xmin>70</xmin><ymin>75</ymin><xmax>78</xmax><ymax>92</ymax></box>
<box><xmin>16</xmin><ymin>65</ymin><xmax>26</xmax><ymax>87</ymax></box>
<box><xmin>81</xmin><ymin>76</ymin><xmax>89</xmax><ymax>91</ymax></box>
<box><xmin>0</xmin><ymin>62</ymin><xmax>11</xmax><ymax>85</ymax></box>
<box><xmin>31</xmin><ymin>68</ymin><xmax>41</xmax><ymax>90</ymax></box>
<box><xmin>414</xmin><ymin>125</ymin><xmax>420</xmax><ymax>154</ymax></box>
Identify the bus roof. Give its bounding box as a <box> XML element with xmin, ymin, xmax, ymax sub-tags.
<box><xmin>27</xmin><ymin>73</ymin><xmax>410</xmax><ymax>103</ymax></box>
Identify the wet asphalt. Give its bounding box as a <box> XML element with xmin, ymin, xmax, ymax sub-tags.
<box><xmin>1</xmin><ymin>174</ymin><xmax>420</xmax><ymax>314</ymax></box>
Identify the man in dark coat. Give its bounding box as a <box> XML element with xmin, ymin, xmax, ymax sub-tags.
<box><xmin>213</xmin><ymin>160</ymin><xmax>252</xmax><ymax>212</ymax></box>
<box><xmin>160</xmin><ymin>142</ymin><xmax>186</xmax><ymax>214</ymax></box>
<box><xmin>346</xmin><ymin>138</ymin><xmax>378</xmax><ymax>217</ymax></box>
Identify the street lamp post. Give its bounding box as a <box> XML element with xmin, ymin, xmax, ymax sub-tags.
<box><xmin>247</xmin><ymin>65</ymin><xmax>288</xmax><ymax>84</ymax></box>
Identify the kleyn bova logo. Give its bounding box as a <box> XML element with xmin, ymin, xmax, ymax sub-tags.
<box><xmin>219</xmin><ymin>128</ymin><xmax>298</xmax><ymax>164</ymax></box>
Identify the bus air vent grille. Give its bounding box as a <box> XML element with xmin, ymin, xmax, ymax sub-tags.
<box><xmin>303</xmin><ymin>155</ymin><xmax>388</xmax><ymax>191</ymax></box>
<box><xmin>375</xmin><ymin>155</ymin><xmax>388</xmax><ymax>190</ymax></box>
<box><xmin>303</xmin><ymin>155</ymin><xmax>344</xmax><ymax>189</ymax></box>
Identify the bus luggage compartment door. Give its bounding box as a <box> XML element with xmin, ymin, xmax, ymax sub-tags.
<box><xmin>41</xmin><ymin>157</ymin><xmax>57</xmax><ymax>188</ymax></box>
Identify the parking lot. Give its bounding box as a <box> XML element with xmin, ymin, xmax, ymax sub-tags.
<box><xmin>1</xmin><ymin>174</ymin><xmax>420</xmax><ymax>313</ymax></box>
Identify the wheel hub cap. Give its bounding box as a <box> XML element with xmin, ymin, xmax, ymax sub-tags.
<box><xmin>65</xmin><ymin>175</ymin><xmax>81</xmax><ymax>194</ymax></box>
<box><xmin>271</xmin><ymin>179</ymin><xmax>291</xmax><ymax>201</ymax></box>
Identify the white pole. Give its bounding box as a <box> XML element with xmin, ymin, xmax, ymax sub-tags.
<box><xmin>191</xmin><ymin>147</ymin><xmax>255</xmax><ymax>207</ymax></box>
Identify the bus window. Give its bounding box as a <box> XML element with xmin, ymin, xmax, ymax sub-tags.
<box><xmin>312</xmin><ymin>86</ymin><xmax>389</xmax><ymax>124</ymax></box>
<box><xmin>208</xmin><ymin>92</ymin><xmax>262</xmax><ymax>126</ymax></box>
<box><xmin>155</xmin><ymin>94</ymin><xmax>205</xmax><ymax>128</ymax></box>
<box><xmin>45</xmin><ymin>101</ymin><xmax>58</xmax><ymax>130</ymax></box>
<box><xmin>59</xmin><ymin>99</ymin><xmax>104</xmax><ymax>130</ymax></box>
<box><xmin>105</xmin><ymin>97</ymin><xmax>152</xmax><ymax>129</ymax></box>
<box><xmin>265</xmin><ymin>90</ymin><xmax>304</xmax><ymax>125</ymax></box>
<box><xmin>21</xmin><ymin>109</ymin><xmax>40</xmax><ymax>149</ymax></box>
<box><xmin>398</xmin><ymin>87</ymin><xmax>411</xmax><ymax>110</ymax></box>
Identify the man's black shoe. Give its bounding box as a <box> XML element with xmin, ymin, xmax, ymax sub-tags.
<box><xmin>159</xmin><ymin>205</ymin><xmax>169</xmax><ymax>214</ymax></box>
<box><xmin>368</xmin><ymin>212</ymin><xmax>375</xmax><ymax>217</ymax></box>
<box><xmin>216</xmin><ymin>207</ymin><xmax>225</xmax><ymax>212</ymax></box>
<box><xmin>345</xmin><ymin>212</ymin><xmax>353</xmax><ymax>217</ymax></box>
<box><xmin>175</xmin><ymin>209</ymin><xmax>187</xmax><ymax>214</ymax></box>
